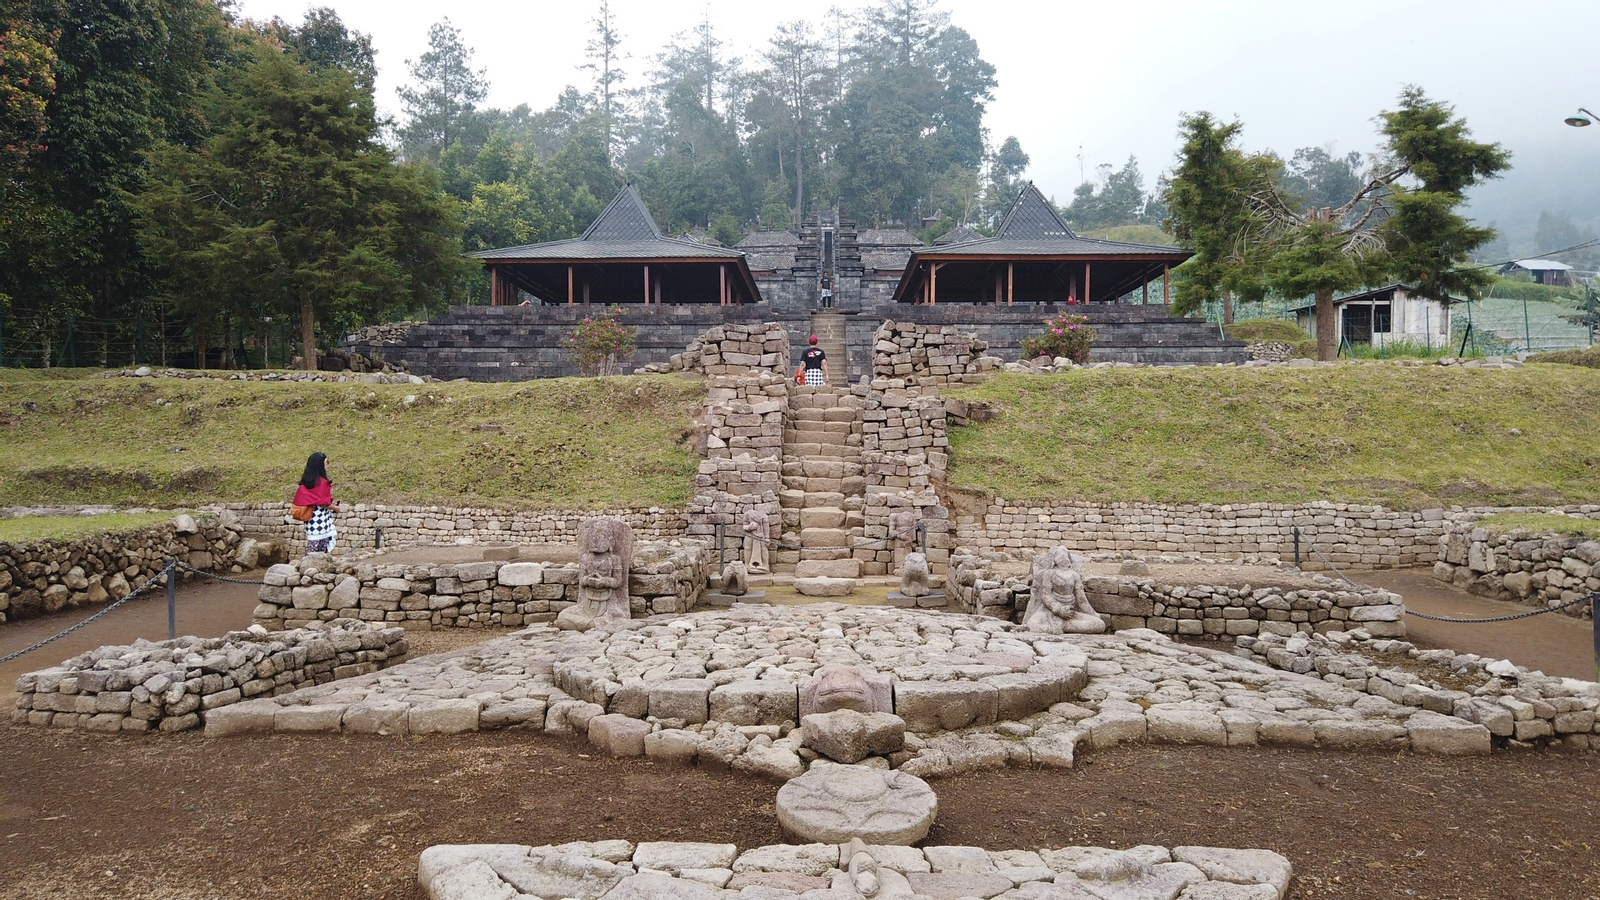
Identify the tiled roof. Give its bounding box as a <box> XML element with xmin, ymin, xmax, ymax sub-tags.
<box><xmin>470</xmin><ymin>185</ymin><xmax>745</xmax><ymax>260</ymax></box>
<box><xmin>934</xmin><ymin>225</ymin><xmax>985</xmax><ymax>245</ymax></box>
<box><xmin>918</xmin><ymin>184</ymin><xmax>1188</xmax><ymax>258</ymax></box>
<box><xmin>858</xmin><ymin>229</ymin><xmax>924</xmax><ymax>248</ymax></box>
<box><xmin>735</xmin><ymin>231</ymin><xmax>801</xmax><ymax>248</ymax></box>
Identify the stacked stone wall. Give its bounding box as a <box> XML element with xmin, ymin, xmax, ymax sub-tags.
<box><xmin>858</xmin><ymin>385</ymin><xmax>955</xmax><ymax>574</ymax></box>
<box><xmin>1433</xmin><ymin>522</ymin><xmax>1600</xmax><ymax>618</ymax></box>
<box><xmin>224</xmin><ymin>502</ymin><xmax>685</xmax><ymax>555</ymax></box>
<box><xmin>953</xmin><ymin>501</ymin><xmax>1468</xmax><ymax>569</ymax></box>
<box><xmin>251</xmin><ymin>545</ymin><xmax>712</xmax><ymax>630</ymax></box>
<box><xmin>0</xmin><ymin>515</ymin><xmax>239</xmax><ymax>625</ymax></box>
<box><xmin>657</xmin><ymin>322</ymin><xmax>791</xmax><ymax>376</ymax></box>
<box><xmin>871</xmin><ymin>320</ymin><xmax>995</xmax><ymax>386</ymax></box>
<box><xmin>11</xmin><ymin>620</ymin><xmax>407</xmax><ymax>732</ymax></box>
<box><xmin>945</xmin><ymin>550</ymin><xmax>1404</xmax><ymax>638</ymax></box>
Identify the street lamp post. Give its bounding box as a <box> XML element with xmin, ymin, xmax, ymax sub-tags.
<box><xmin>1565</xmin><ymin>107</ymin><xmax>1597</xmax><ymax>127</ymax></box>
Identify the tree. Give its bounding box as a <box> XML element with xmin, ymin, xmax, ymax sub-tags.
<box><xmin>1064</xmin><ymin>156</ymin><xmax>1152</xmax><ymax>231</ymax></box>
<box><xmin>132</xmin><ymin>48</ymin><xmax>468</xmax><ymax>370</ymax></box>
<box><xmin>396</xmin><ymin>19</ymin><xmax>488</xmax><ymax>163</ymax></box>
<box><xmin>1163</xmin><ymin>89</ymin><xmax>1508</xmax><ymax>360</ymax></box>
<box><xmin>762</xmin><ymin>21</ymin><xmax>828</xmax><ymax>216</ymax></box>
<box><xmin>581</xmin><ymin>0</ymin><xmax>626</xmax><ymax>160</ymax></box>
<box><xmin>264</xmin><ymin>6</ymin><xmax>375</xmax><ymax>93</ymax></box>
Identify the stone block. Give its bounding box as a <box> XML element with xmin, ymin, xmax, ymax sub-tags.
<box><xmin>1147</xmin><ymin>707</ymin><xmax>1229</xmax><ymax>745</ymax></box>
<box><xmin>203</xmin><ymin>698</ymin><xmax>279</xmax><ymax>736</ymax></box>
<box><xmin>893</xmin><ymin>681</ymin><xmax>998</xmax><ymax>733</ymax></box>
<box><xmin>343</xmin><ymin>700</ymin><xmax>412</xmax><ymax>735</ymax></box>
<box><xmin>800</xmin><ymin>710</ymin><xmax>906</xmax><ymax>763</ymax></box>
<box><xmin>794</xmin><ymin>577</ymin><xmax>857</xmax><ymax>597</ymax></box>
<box><xmin>1405</xmin><ymin>711</ymin><xmax>1491</xmax><ymax>756</ymax></box>
<box><xmin>709</xmin><ymin>680</ymin><xmax>798</xmax><ymax>726</ymax></box>
<box><xmin>410</xmin><ymin>699</ymin><xmax>480</xmax><ymax>734</ymax></box>
<box><xmin>649</xmin><ymin>679</ymin><xmax>712</xmax><ymax>724</ymax></box>
<box><xmin>291</xmin><ymin>586</ymin><xmax>329</xmax><ymax>610</ymax></box>
<box><xmin>589</xmin><ymin>714</ymin><xmax>651</xmax><ymax>757</ymax></box>
<box><xmin>274</xmin><ymin>703</ymin><xmax>345</xmax><ymax>733</ymax></box>
<box><xmin>498</xmin><ymin>563</ymin><xmax>544</xmax><ymax>586</ymax></box>
<box><xmin>793</xmin><ymin>559</ymin><xmax>862</xmax><ymax>579</ymax></box>
<box><xmin>481</xmin><ymin>698</ymin><xmax>549</xmax><ymax>730</ymax></box>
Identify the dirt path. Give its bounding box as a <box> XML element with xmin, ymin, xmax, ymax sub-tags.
<box><xmin>1354</xmin><ymin>569</ymin><xmax>1597</xmax><ymax>680</ymax></box>
<box><xmin>0</xmin><ymin>574</ymin><xmax>263</xmax><ymax>707</ymax></box>
<box><xmin>0</xmin><ymin>726</ymin><xmax>1593</xmax><ymax>900</ymax></box>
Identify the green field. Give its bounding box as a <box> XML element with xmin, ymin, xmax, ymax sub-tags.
<box><xmin>0</xmin><ymin>511</ymin><xmax>181</xmax><ymax>544</ymax></box>
<box><xmin>0</xmin><ymin>374</ymin><xmax>705</xmax><ymax>509</ymax></box>
<box><xmin>944</xmin><ymin>366</ymin><xmax>1600</xmax><ymax>508</ymax></box>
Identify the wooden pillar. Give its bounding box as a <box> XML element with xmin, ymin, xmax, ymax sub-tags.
<box><xmin>490</xmin><ymin>267</ymin><xmax>501</xmax><ymax>306</ymax></box>
<box><xmin>720</xmin><ymin>264</ymin><xmax>727</xmax><ymax>306</ymax></box>
<box><xmin>930</xmin><ymin>263</ymin><xmax>939</xmax><ymax>306</ymax></box>
<box><xmin>654</xmin><ymin>279</ymin><xmax>661</xmax><ymax>305</ymax></box>
<box><xmin>1007</xmin><ymin>263</ymin><xmax>1014</xmax><ymax>306</ymax></box>
<box><xmin>583</xmin><ymin>281</ymin><xmax>590</xmax><ymax>305</ymax></box>
<box><xmin>994</xmin><ymin>269</ymin><xmax>1002</xmax><ymax>305</ymax></box>
<box><xmin>644</xmin><ymin>265</ymin><xmax>651</xmax><ymax>306</ymax></box>
<box><xmin>567</xmin><ymin>266</ymin><xmax>574</xmax><ymax>306</ymax></box>
<box><xmin>1142</xmin><ymin>279</ymin><xmax>1148</xmax><ymax>305</ymax></box>
<box><xmin>1085</xmin><ymin>262</ymin><xmax>1092</xmax><ymax>304</ymax></box>
<box><xmin>1162</xmin><ymin>265</ymin><xmax>1170</xmax><ymax>305</ymax></box>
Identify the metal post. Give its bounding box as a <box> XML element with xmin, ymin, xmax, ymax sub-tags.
<box><xmin>1522</xmin><ymin>294</ymin><xmax>1532</xmax><ymax>353</ymax></box>
<box><xmin>374</xmin><ymin>525</ymin><xmax>384</xmax><ymax>549</ymax></box>
<box><xmin>917</xmin><ymin>522</ymin><xmax>927</xmax><ymax>556</ymax></box>
<box><xmin>165</xmin><ymin>561</ymin><xmax>177</xmax><ymax>640</ymax></box>
<box><xmin>1293</xmin><ymin>528</ymin><xmax>1301</xmax><ymax>568</ymax></box>
<box><xmin>1592</xmin><ymin>593</ymin><xmax>1598</xmax><ymax>683</ymax></box>
<box><xmin>716</xmin><ymin>523</ymin><xmax>725</xmax><ymax>569</ymax></box>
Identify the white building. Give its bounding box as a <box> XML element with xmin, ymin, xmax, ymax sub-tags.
<box><xmin>1499</xmin><ymin>258</ymin><xmax>1574</xmax><ymax>286</ymax></box>
<box><xmin>1292</xmin><ymin>284</ymin><xmax>1453</xmax><ymax>350</ymax></box>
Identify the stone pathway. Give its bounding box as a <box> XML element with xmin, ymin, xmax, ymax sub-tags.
<box><xmin>204</xmin><ymin>604</ymin><xmax>1521</xmax><ymax>766</ymax></box>
<box><xmin>782</xmin><ymin>386</ymin><xmax>868</xmax><ymax>579</ymax></box>
<box><xmin>418</xmin><ymin>839</ymin><xmax>1294</xmax><ymax>900</ymax></box>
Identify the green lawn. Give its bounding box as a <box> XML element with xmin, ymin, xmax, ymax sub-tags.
<box><xmin>0</xmin><ymin>374</ymin><xmax>705</xmax><ymax>509</ymax></box>
<box><xmin>0</xmin><ymin>511</ymin><xmax>181</xmax><ymax>545</ymax></box>
<box><xmin>1474</xmin><ymin>513</ymin><xmax>1600</xmax><ymax>540</ymax></box>
<box><xmin>944</xmin><ymin>367</ymin><xmax>1600</xmax><ymax>508</ymax></box>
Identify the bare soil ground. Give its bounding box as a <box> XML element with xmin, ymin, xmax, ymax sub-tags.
<box><xmin>0</xmin><ymin>727</ymin><xmax>1595</xmax><ymax>900</ymax></box>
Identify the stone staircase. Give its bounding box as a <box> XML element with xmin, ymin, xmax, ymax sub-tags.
<box><xmin>807</xmin><ymin>311</ymin><xmax>849</xmax><ymax>386</ymax></box>
<box><xmin>774</xmin><ymin>384</ymin><xmax>866</xmax><ymax>577</ymax></box>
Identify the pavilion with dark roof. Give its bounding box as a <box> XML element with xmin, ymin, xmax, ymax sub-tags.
<box><xmin>470</xmin><ymin>185</ymin><xmax>760</xmax><ymax>307</ymax></box>
<box><xmin>892</xmin><ymin>184</ymin><xmax>1191</xmax><ymax>306</ymax></box>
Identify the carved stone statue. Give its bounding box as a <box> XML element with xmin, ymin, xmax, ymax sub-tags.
<box><xmin>898</xmin><ymin>551</ymin><xmax>931</xmax><ymax>598</ymax></box>
<box><xmin>718</xmin><ymin>560</ymin><xmax>749</xmax><ymax>596</ymax></box>
<box><xmin>556</xmin><ymin>516</ymin><xmax>633</xmax><ymax>631</ymax></box>
<box><xmin>799</xmin><ymin>665</ymin><xmax>894</xmax><ymax>718</ymax></box>
<box><xmin>741</xmin><ymin>507</ymin><xmax>771</xmax><ymax>574</ymax></box>
<box><xmin>888</xmin><ymin>508</ymin><xmax>918</xmax><ymax>569</ymax></box>
<box><xmin>1022</xmin><ymin>546</ymin><xmax>1106</xmax><ymax>634</ymax></box>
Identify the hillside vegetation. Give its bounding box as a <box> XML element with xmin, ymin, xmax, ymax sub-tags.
<box><xmin>944</xmin><ymin>367</ymin><xmax>1600</xmax><ymax>508</ymax></box>
<box><xmin>0</xmin><ymin>374</ymin><xmax>704</xmax><ymax>510</ymax></box>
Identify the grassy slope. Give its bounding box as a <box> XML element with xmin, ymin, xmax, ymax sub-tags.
<box><xmin>944</xmin><ymin>366</ymin><xmax>1600</xmax><ymax>509</ymax></box>
<box><xmin>0</xmin><ymin>374</ymin><xmax>704</xmax><ymax>509</ymax></box>
<box><xmin>1475</xmin><ymin>513</ymin><xmax>1600</xmax><ymax>539</ymax></box>
<box><xmin>0</xmin><ymin>512</ymin><xmax>180</xmax><ymax>544</ymax></box>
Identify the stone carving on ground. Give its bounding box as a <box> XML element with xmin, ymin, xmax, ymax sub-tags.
<box><xmin>775</xmin><ymin>764</ymin><xmax>939</xmax><ymax>844</ymax></box>
<box><xmin>899</xmin><ymin>552</ymin><xmax>933</xmax><ymax>598</ymax></box>
<box><xmin>1022</xmin><ymin>547</ymin><xmax>1106</xmax><ymax>635</ymax></box>
<box><xmin>742</xmin><ymin>508</ymin><xmax>772</xmax><ymax>574</ymax></box>
<box><xmin>800</xmin><ymin>665</ymin><xmax>895</xmax><ymax>718</ymax></box>
<box><xmin>557</xmin><ymin>517</ymin><xmax>634</xmax><ymax>631</ymax></box>
<box><xmin>418</xmin><ymin>841</ymin><xmax>1295</xmax><ymax>900</ymax></box>
<box><xmin>717</xmin><ymin>561</ymin><xmax>749</xmax><ymax>596</ymax></box>
<box><xmin>801</xmin><ymin>710</ymin><xmax>907</xmax><ymax>764</ymax></box>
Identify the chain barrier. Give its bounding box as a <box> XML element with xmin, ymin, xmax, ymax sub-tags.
<box><xmin>1401</xmin><ymin>593</ymin><xmax>1596</xmax><ymax>624</ymax></box>
<box><xmin>1304</xmin><ymin>538</ymin><xmax>1596</xmax><ymax>626</ymax></box>
<box><xmin>171</xmin><ymin>561</ymin><xmax>268</xmax><ymax>586</ymax></box>
<box><xmin>0</xmin><ymin>562</ymin><xmax>174</xmax><ymax>665</ymax></box>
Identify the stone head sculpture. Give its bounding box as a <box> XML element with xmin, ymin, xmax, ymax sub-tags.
<box><xmin>799</xmin><ymin>665</ymin><xmax>894</xmax><ymax>718</ymax></box>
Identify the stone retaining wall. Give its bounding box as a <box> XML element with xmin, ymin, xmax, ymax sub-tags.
<box><xmin>953</xmin><ymin>501</ymin><xmax>1460</xmax><ymax>570</ymax></box>
<box><xmin>251</xmin><ymin>544</ymin><xmax>713</xmax><ymax>630</ymax></box>
<box><xmin>223</xmin><ymin>502</ymin><xmax>687</xmax><ymax>555</ymax></box>
<box><xmin>1433</xmin><ymin>523</ymin><xmax>1600</xmax><ymax>619</ymax></box>
<box><xmin>946</xmin><ymin>550</ymin><xmax>1405</xmax><ymax>638</ymax></box>
<box><xmin>11</xmin><ymin>620</ymin><xmax>407</xmax><ymax>732</ymax></box>
<box><xmin>0</xmin><ymin>514</ymin><xmax>240</xmax><ymax>625</ymax></box>
<box><xmin>660</xmin><ymin>322</ymin><xmax>792</xmax><ymax>377</ymax></box>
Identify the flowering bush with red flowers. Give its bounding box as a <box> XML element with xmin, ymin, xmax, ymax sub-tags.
<box><xmin>566</xmin><ymin>307</ymin><xmax>637</xmax><ymax>376</ymax></box>
<box><xmin>1020</xmin><ymin>312</ymin><xmax>1096</xmax><ymax>364</ymax></box>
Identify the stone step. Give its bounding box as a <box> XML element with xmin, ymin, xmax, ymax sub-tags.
<box><xmin>782</xmin><ymin>443</ymin><xmax>860</xmax><ymax>460</ymax></box>
<box><xmin>783</xmin><ymin>429</ymin><xmax>853</xmax><ymax>445</ymax></box>
<box><xmin>798</xmin><ymin>507</ymin><xmax>847</xmax><ymax>529</ymax></box>
<box><xmin>787</xmin><ymin>407</ymin><xmax>862</xmax><ymax>424</ymax></box>
<box><xmin>794</xmin><ymin>558</ymin><xmax>862</xmax><ymax>579</ymax></box>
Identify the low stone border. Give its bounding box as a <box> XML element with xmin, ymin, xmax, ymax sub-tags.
<box><xmin>947</xmin><ymin>550</ymin><xmax>1405</xmax><ymax>638</ymax></box>
<box><xmin>1435</xmin><ymin>523</ymin><xmax>1599</xmax><ymax>618</ymax></box>
<box><xmin>250</xmin><ymin>543</ymin><xmax>712</xmax><ymax>630</ymax></box>
<box><xmin>11</xmin><ymin>619</ymin><xmax>408</xmax><ymax>733</ymax></box>
<box><xmin>201</xmin><ymin>604</ymin><xmax>1561</xmax><ymax>765</ymax></box>
<box><xmin>418</xmin><ymin>840</ymin><xmax>1294</xmax><ymax>900</ymax></box>
<box><xmin>1236</xmin><ymin>629</ymin><xmax>1600</xmax><ymax>749</ymax></box>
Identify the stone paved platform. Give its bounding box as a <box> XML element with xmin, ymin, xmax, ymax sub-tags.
<box><xmin>418</xmin><ymin>840</ymin><xmax>1293</xmax><ymax>900</ymax></box>
<box><xmin>204</xmin><ymin>604</ymin><xmax>1508</xmax><ymax>769</ymax></box>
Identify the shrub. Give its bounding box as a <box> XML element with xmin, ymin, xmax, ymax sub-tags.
<box><xmin>566</xmin><ymin>308</ymin><xmax>638</xmax><ymax>376</ymax></box>
<box><xmin>1020</xmin><ymin>313</ymin><xmax>1097</xmax><ymax>364</ymax></box>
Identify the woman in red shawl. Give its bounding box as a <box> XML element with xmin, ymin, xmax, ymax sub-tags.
<box><xmin>294</xmin><ymin>452</ymin><xmax>341</xmax><ymax>554</ymax></box>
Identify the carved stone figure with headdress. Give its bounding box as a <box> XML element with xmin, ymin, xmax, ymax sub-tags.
<box><xmin>556</xmin><ymin>516</ymin><xmax>633</xmax><ymax>631</ymax></box>
<box><xmin>1022</xmin><ymin>546</ymin><xmax>1106</xmax><ymax>634</ymax></box>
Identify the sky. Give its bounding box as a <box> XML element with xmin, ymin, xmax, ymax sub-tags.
<box><xmin>232</xmin><ymin>0</ymin><xmax>1600</xmax><ymax>242</ymax></box>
